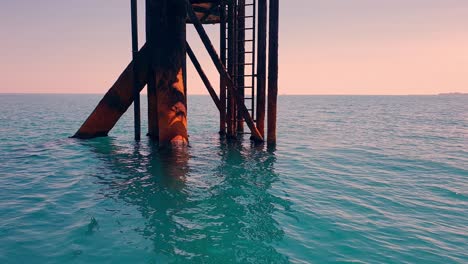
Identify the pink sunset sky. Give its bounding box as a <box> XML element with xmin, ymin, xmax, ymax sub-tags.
<box><xmin>0</xmin><ymin>0</ymin><xmax>467</xmax><ymax>95</ymax></box>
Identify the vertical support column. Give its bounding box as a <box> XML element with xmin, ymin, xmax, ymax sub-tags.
<box><xmin>219</xmin><ymin>1</ymin><xmax>227</xmax><ymax>135</ymax></box>
<box><xmin>227</xmin><ymin>0</ymin><xmax>237</xmax><ymax>138</ymax></box>
<box><xmin>267</xmin><ymin>0</ymin><xmax>279</xmax><ymax>145</ymax></box>
<box><xmin>256</xmin><ymin>0</ymin><xmax>267</xmax><ymax>138</ymax></box>
<box><xmin>183</xmin><ymin>22</ymin><xmax>188</xmax><ymax>111</ymax></box>
<box><xmin>148</xmin><ymin>0</ymin><xmax>188</xmax><ymax>146</ymax></box>
<box><xmin>131</xmin><ymin>0</ymin><xmax>141</xmax><ymax>141</ymax></box>
<box><xmin>237</xmin><ymin>0</ymin><xmax>246</xmax><ymax>133</ymax></box>
<box><xmin>146</xmin><ymin>0</ymin><xmax>159</xmax><ymax>139</ymax></box>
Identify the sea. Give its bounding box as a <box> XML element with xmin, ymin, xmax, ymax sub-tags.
<box><xmin>0</xmin><ymin>94</ymin><xmax>467</xmax><ymax>263</ymax></box>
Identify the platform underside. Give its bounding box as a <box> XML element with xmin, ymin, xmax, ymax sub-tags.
<box><xmin>190</xmin><ymin>0</ymin><xmax>222</xmax><ymax>24</ymax></box>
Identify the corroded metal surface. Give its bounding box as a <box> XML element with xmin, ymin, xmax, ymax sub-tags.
<box><xmin>73</xmin><ymin>45</ymin><xmax>151</xmax><ymax>139</ymax></box>
<box><xmin>188</xmin><ymin>0</ymin><xmax>222</xmax><ymax>24</ymax></box>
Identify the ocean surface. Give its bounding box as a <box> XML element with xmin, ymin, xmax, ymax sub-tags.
<box><xmin>0</xmin><ymin>94</ymin><xmax>467</xmax><ymax>263</ymax></box>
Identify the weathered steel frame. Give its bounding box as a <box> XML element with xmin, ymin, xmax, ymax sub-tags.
<box><xmin>185</xmin><ymin>0</ymin><xmax>263</xmax><ymax>142</ymax></box>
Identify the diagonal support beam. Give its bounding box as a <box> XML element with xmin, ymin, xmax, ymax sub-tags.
<box><xmin>131</xmin><ymin>0</ymin><xmax>141</xmax><ymax>141</ymax></box>
<box><xmin>73</xmin><ymin>44</ymin><xmax>151</xmax><ymax>139</ymax></box>
<box><xmin>185</xmin><ymin>0</ymin><xmax>264</xmax><ymax>142</ymax></box>
<box><xmin>186</xmin><ymin>42</ymin><xmax>222</xmax><ymax>112</ymax></box>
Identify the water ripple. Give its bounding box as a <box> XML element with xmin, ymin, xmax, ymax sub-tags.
<box><xmin>0</xmin><ymin>95</ymin><xmax>467</xmax><ymax>263</ymax></box>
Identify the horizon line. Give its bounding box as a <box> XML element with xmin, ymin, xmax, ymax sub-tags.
<box><xmin>0</xmin><ymin>92</ymin><xmax>464</xmax><ymax>96</ymax></box>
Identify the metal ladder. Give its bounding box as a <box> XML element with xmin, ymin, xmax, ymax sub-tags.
<box><xmin>222</xmin><ymin>0</ymin><xmax>257</xmax><ymax>133</ymax></box>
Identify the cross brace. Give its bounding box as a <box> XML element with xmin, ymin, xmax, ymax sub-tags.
<box><xmin>185</xmin><ymin>0</ymin><xmax>264</xmax><ymax>142</ymax></box>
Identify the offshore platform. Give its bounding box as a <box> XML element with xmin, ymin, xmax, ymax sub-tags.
<box><xmin>73</xmin><ymin>0</ymin><xmax>279</xmax><ymax>147</ymax></box>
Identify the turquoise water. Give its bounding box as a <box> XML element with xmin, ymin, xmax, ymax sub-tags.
<box><xmin>0</xmin><ymin>94</ymin><xmax>467</xmax><ymax>263</ymax></box>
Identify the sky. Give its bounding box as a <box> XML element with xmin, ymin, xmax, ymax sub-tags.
<box><xmin>0</xmin><ymin>0</ymin><xmax>467</xmax><ymax>95</ymax></box>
